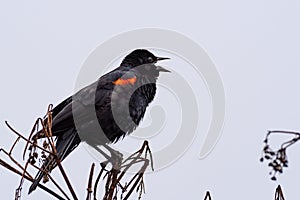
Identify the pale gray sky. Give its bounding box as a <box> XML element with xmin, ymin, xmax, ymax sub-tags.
<box><xmin>1</xmin><ymin>0</ymin><xmax>300</xmax><ymax>199</ymax></box>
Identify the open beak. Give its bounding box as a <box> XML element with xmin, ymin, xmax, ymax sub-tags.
<box><xmin>156</xmin><ymin>57</ymin><xmax>170</xmax><ymax>72</ymax></box>
<box><xmin>156</xmin><ymin>66</ymin><xmax>171</xmax><ymax>72</ymax></box>
<box><xmin>156</xmin><ymin>57</ymin><xmax>170</xmax><ymax>61</ymax></box>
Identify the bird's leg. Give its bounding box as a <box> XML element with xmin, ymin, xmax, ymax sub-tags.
<box><xmin>102</xmin><ymin>144</ymin><xmax>123</xmax><ymax>169</ymax></box>
<box><xmin>88</xmin><ymin>144</ymin><xmax>123</xmax><ymax>169</ymax></box>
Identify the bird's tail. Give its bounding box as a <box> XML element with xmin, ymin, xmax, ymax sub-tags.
<box><xmin>28</xmin><ymin>158</ymin><xmax>51</xmax><ymax>194</ymax></box>
<box><xmin>28</xmin><ymin>128</ymin><xmax>81</xmax><ymax>194</ymax></box>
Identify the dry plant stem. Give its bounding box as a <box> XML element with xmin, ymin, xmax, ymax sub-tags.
<box><xmin>122</xmin><ymin>141</ymin><xmax>154</xmax><ymax>170</ymax></box>
<box><xmin>30</xmin><ymin>163</ymin><xmax>71</xmax><ymax>200</ymax></box>
<box><xmin>0</xmin><ymin>148</ymin><xmax>32</xmax><ymax>178</ymax></box>
<box><xmin>0</xmin><ymin>159</ymin><xmax>65</xmax><ymax>200</ymax></box>
<box><xmin>267</xmin><ymin>130</ymin><xmax>300</xmax><ymax>149</ymax></box>
<box><xmin>6</xmin><ymin>118</ymin><xmax>71</xmax><ymax>199</ymax></box>
<box><xmin>117</xmin><ymin>141</ymin><xmax>152</xmax><ymax>183</ymax></box>
<box><xmin>22</xmin><ymin>118</ymin><xmax>39</xmax><ymax>160</ymax></box>
<box><xmin>268</xmin><ymin>130</ymin><xmax>300</xmax><ymax>135</ymax></box>
<box><xmin>4</xmin><ymin>121</ymin><xmax>39</xmax><ymax>199</ymax></box>
<box><xmin>123</xmin><ymin>159</ymin><xmax>149</xmax><ymax>200</ymax></box>
<box><xmin>103</xmin><ymin>171</ymin><xmax>113</xmax><ymax>200</ymax></box>
<box><xmin>5</xmin><ymin>107</ymin><xmax>78</xmax><ymax>200</ymax></box>
<box><xmin>5</xmin><ymin>121</ymin><xmax>53</xmax><ymax>155</ymax></box>
<box><xmin>54</xmin><ymin>150</ymin><xmax>78</xmax><ymax>200</ymax></box>
<box><xmin>86</xmin><ymin>163</ymin><xmax>95</xmax><ymax>200</ymax></box>
<box><xmin>43</xmin><ymin>105</ymin><xmax>56</xmax><ymax>151</ymax></box>
<box><xmin>92</xmin><ymin>141</ymin><xmax>152</xmax><ymax>200</ymax></box>
<box><xmin>9</xmin><ymin>136</ymin><xmax>20</xmax><ymax>155</ymax></box>
<box><xmin>120</xmin><ymin>142</ymin><xmax>152</xmax><ymax>200</ymax></box>
<box><xmin>204</xmin><ymin>191</ymin><xmax>212</xmax><ymax>200</ymax></box>
<box><xmin>105</xmin><ymin>157</ymin><xmax>123</xmax><ymax>200</ymax></box>
<box><xmin>93</xmin><ymin>162</ymin><xmax>108</xmax><ymax>200</ymax></box>
<box><xmin>2</xmin><ymin>121</ymin><xmax>67</xmax><ymax>199</ymax></box>
<box><xmin>3</xmin><ymin>120</ymin><xmax>72</xmax><ymax>199</ymax></box>
<box><xmin>48</xmin><ymin>174</ymin><xmax>71</xmax><ymax>200</ymax></box>
<box><xmin>40</xmin><ymin>106</ymin><xmax>79</xmax><ymax>200</ymax></box>
<box><xmin>16</xmin><ymin>159</ymin><xmax>30</xmax><ymax>199</ymax></box>
<box><xmin>108</xmin><ymin>166</ymin><xmax>120</xmax><ymax>200</ymax></box>
<box><xmin>119</xmin><ymin>141</ymin><xmax>152</xmax><ymax>200</ymax></box>
<box><xmin>106</xmin><ymin>170</ymin><xmax>118</xmax><ymax>200</ymax></box>
<box><xmin>261</xmin><ymin>130</ymin><xmax>300</xmax><ymax>180</ymax></box>
<box><xmin>15</xmin><ymin>179</ymin><xmax>22</xmax><ymax>200</ymax></box>
<box><xmin>275</xmin><ymin>185</ymin><xmax>285</xmax><ymax>200</ymax></box>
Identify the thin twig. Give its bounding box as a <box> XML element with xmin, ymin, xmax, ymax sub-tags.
<box><xmin>56</xmin><ymin>159</ymin><xmax>78</xmax><ymax>200</ymax></box>
<box><xmin>0</xmin><ymin>149</ymin><xmax>32</xmax><ymax>178</ymax></box>
<box><xmin>261</xmin><ymin>130</ymin><xmax>300</xmax><ymax>180</ymax></box>
<box><xmin>123</xmin><ymin>159</ymin><xmax>149</xmax><ymax>200</ymax></box>
<box><xmin>86</xmin><ymin>163</ymin><xmax>95</xmax><ymax>200</ymax></box>
<box><xmin>0</xmin><ymin>159</ymin><xmax>65</xmax><ymax>200</ymax></box>
<box><xmin>204</xmin><ymin>191</ymin><xmax>212</xmax><ymax>200</ymax></box>
<box><xmin>22</xmin><ymin>118</ymin><xmax>39</xmax><ymax>160</ymax></box>
<box><xmin>275</xmin><ymin>185</ymin><xmax>285</xmax><ymax>200</ymax></box>
<box><xmin>91</xmin><ymin>141</ymin><xmax>153</xmax><ymax>200</ymax></box>
<box><xmin>4</xmin><ymin>107</ymin><xmax>78</xmax><ymax>200</ymax></box>
<box><xmin>9</xmin><ymin>136</ymin><xmax>20</xmax><ymax>155</ymax></box>
<box><xmin>30</xmin><ymin>164</ymin><xmax>71</xmax><ymax>200</ymax></box>
<box><xmin>5</xmin><ymin>121</ymin><xmax>53</xmax><ymax>155</ymax></box>
<box><xmin>93</xmin><ymin>162</ymin><xmax>108</xmax><ymax>200</ymax></box>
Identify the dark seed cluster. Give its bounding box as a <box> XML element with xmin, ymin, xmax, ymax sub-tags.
<box><xmin>28</xmin><ymin>139</ymin><xmax>38</xmax><ymax>166</ymax></box>
<box><xmin>260</xmin><ymin>130</ymin><xmax>300</xmax><ymax>181</ymax></box>
<box><xmin>260</xmin><ymin>142</ymin><xmax>288</xmax><ymax>181</ymax></box>
<box><xmin>27</xmin><ymin>136</ymin><xmax>51</xmax><ymax>183</ymax></box>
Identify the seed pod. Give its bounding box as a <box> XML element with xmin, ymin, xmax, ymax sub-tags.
<box><xmin>33</xmin><ymin>152</ymin><xmax>38</xmax><ymax>158</ymax></box>
<box><xmin>43</xmin><ymin>141</ymin><xmax>48</xmax><ymax>149</ymax></box>
<box><xmin>43</xmin><ymin>175</ymin><xmax>49</xmax><ymax>183</ymax></box>
<box><xmin>271</xmin><ymin>176</ymin><xmax>277</xmax><ymax>181</ymax></box>
<box><xmin>30</xmin><ymin>158</ymin><xmax>36</xmax><ymax>165</ymax></box>
<box><xmin>264</xmin><ymin>155</ymin><xmax>271</xmax><ymax>160</ymax></box>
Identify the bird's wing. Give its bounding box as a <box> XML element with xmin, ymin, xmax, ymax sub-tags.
<box><xmin>52</xmin><ymin>95</ymin><xmax>72</xmax><ymax>117</ymax></box>
<box><xmin>50</xmin><ymin>68</ymin><xmax>136</xmax><ymax>133</ymax></box>
<box><xmin>34</xmin><ymin>68</ymin><xmax>137</xmax><ymax>138</ymax></box>
<box><xmin>72</xmin><ymin>68</ymin><xmax>137</xmax><ymax>106</ymax></box>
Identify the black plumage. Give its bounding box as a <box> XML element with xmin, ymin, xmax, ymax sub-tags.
<box><xmin>28</xmin><ymin>49</ymin><xmax>169</xmax><ymax>194</ymax></box>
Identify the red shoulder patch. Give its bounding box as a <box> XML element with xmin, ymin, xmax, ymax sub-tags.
<box><xmin>113</xmin><ymin>77</ymin><xmax>137</xmax><ymax>85</ymax></box>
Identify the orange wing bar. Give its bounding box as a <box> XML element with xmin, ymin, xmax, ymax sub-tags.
<box><xmin>113</xmin><ymin>77</ymin><xmax>137</xmax><ymax>85</ymax></box>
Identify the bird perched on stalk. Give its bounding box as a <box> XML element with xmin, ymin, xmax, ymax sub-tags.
<box><xmin>28</xmin><ymin>49</ymin><xmax>170</xmax><ymax>194</ymax></box>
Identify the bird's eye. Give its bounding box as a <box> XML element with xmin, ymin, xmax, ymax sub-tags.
<box><xmin>147</xmin><ymin>57</ymin><xmax>154</xmax><ymax>63</ymax></box>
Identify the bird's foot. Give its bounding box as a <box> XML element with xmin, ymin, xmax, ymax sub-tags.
<box><xmin>102</xmin><ymin>144</ymin><xmax>123</xmax><ymax>168</ymax></box>
<box><xmin>100</xmin><ymin>160</ymin><xmax>109</xmax><ymax>169</ymax></box>
<box><xmin>108</xmin><ymin>149</ymin><xmax>123</xmax><ymax>169</ymax></box>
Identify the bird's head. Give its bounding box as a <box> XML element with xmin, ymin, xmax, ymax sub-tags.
<box><xmin>121</xmin><ymin>49</ymin><xmax>170</xmax><ymax>73</ymax></box>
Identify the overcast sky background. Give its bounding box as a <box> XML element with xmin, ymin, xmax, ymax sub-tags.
<box><xmin>1</xmin><ymin>1</ymin><xmax>300</xmax><ymax>199</ymax></box>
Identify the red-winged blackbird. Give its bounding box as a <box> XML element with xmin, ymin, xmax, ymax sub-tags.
<box><xmin>28</xmin><ymin>49</ymin><xmax>170</xmax><ymax>194</ymax></box>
